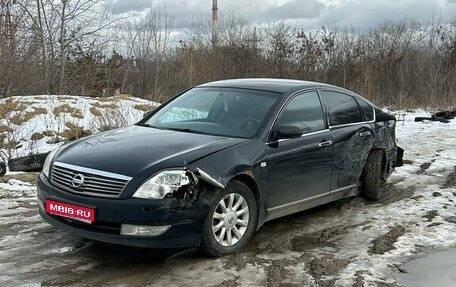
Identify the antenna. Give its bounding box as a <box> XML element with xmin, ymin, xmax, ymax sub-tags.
<box><xmin>212</xmin><ymin>0</ymin><xmax>218</xmax><ymax>48</ymax></box>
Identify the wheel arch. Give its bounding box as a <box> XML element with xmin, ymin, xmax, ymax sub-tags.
<box><xmin>229</xmin><ymin>173</ymin><xmax>265</xmax><ymax>229</ymax></box>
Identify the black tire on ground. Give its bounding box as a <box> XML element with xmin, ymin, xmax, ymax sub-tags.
<box><xmin>8</xmin><ymin>152</ymin><xmax>50</xmax><ymax>172</ymax></box>
<box><xmin>0</xmin><ymin>161</ymin><xmax>6</xmax><ymax>176</ymax></box>
<box><xmin>361</xmin><ymin>150</ymin><xmax>384</xmax><ymax>201</ymax></box>
<box><xmin>395</xmin><ymin>146</ymin><xmax>404</xmax><ymax>167</ymax></box>
<box><xmin>414</xmin><ymin>117</ymin><xmax>432</xmax><ymax>122</ymax></box>
<box><xmin>201</xmin><ymin>180</ymin><xmax>258</xmax><ymax>257</ymax></box>
<box><xmin>433</xmin><ymin>117</ymin><xmax>450</xmax><ymax>123</ymax></box>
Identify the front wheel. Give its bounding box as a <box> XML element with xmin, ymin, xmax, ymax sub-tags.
<box><xmin>201</xmin><ymin>181</ymin><xmax>257</xmax><ymax>256</ymax></box>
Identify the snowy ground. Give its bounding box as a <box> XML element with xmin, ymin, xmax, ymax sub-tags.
<box><xmin>0</xmin><ymin>108</ymin><xmax>455</xmax><ymax>286</ymax></box>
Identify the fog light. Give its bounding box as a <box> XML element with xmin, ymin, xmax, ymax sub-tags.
<box><xmin>120</xmin><ymin>224</ymin><xmax>170</xmax><ymax>236</ymax></box>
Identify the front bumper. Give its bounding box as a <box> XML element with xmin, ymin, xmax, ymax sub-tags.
<box><xmin>37</xmin><ymin>173</ymin><xmax>209</xmax><ymax>248</ymax></box>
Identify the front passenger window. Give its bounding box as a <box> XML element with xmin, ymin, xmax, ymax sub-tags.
<box><xmin>275</xmin><ymin>91</ymin><xmax>325</xmax><ymax>134</ymax></box>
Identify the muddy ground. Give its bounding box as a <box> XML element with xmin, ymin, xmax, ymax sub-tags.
<box><xmin>1</xmin><ymin>167</ymin><xmax>455</xmax><ymax>287</ymax></box>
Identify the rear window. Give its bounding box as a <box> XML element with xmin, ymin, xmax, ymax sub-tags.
<box><xmin>322</xmin><ymin>91</ymin><xmax>362</xmax><ymax>126</ymax></box>
<box><xmin>356</xmin><ymin>98</ymin><xmax>375</xmax><ymax>121</ymax></box>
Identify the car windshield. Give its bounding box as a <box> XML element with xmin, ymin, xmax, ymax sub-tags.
<box><xmin>142</xmin><ymin>87</ymin><xmax>279</xmax><ymax>138</ymax></box>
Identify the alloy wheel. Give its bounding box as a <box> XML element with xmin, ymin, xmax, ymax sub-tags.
<box><xmin>211</xmin><ymin>193</ymin><xmax>249</xmax><ymax>247</ymax></box>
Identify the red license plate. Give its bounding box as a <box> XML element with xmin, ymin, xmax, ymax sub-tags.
<box><xmin>46</xmin><ymin>200</ymin><xmax>95</xmax><ymax>223</ymax></box>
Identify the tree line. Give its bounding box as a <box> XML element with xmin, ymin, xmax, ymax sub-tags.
<box><xmin>1</xmin><ymin>0</ymin><xmax>455</xmax><ymax>108</ymax></box>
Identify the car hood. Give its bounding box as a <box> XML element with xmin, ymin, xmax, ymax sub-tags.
<box><xmin>55</xmin><ymin>125</ymin><xmax>247</xmax><ymax>177</ymax></box>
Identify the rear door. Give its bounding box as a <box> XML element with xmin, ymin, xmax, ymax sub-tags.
<box><xmin>265</xmin><ymin>91</ymin><xmax>333</xmax><ymax>216</ymax></box>
<box><xmin>321</xmin><ymin>90</ymin><xmax>375</xmax><ymax>192</ymax></box>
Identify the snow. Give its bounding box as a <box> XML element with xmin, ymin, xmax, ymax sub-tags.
<box><xmin>0</xmin><ymin>105</ymin><xmax>455</xmax><ymax>286</ymax></box>
<box><xmin>333</xmin><ymin>109</ymin><xmax>456</xmax><ymax>285</ymax></box>
<box><xmin>0</xmin><ymin>95</ymin><xmax>158</xmax><ymax>160</ymax></box>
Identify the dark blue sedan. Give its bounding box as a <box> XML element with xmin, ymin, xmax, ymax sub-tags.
<box><xmin>37</xmin><ymin>79</ymin><xmax>400</xmax><ymax>256</ymax></box>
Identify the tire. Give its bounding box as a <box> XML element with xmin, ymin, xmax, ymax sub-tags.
<box><xmin>414</xmin><ymin>117</ymin><xmax>432</xmax><ymax>122</ymax></box>
<box><xmin>201</xmin><ymin>180</ymin><xmax>258</xmax><ymax>257</ymax></box>
<box><xmin>0</xmin><ymin>161</ymin><xmax>6</xmax><ymax>176</ymax></box>
<box><xmin>361</xmin><ymin>150</ymin><xmax>384</xmax><ymax>201</ymax></box>
<box><xmin>8</xmin><ymin>152</ymin><xmax>50</xmax><ymax>172</ymax></box>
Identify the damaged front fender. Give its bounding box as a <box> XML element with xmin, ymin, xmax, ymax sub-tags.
<box><xmin>184</xmin><ymin>163</ymin><xmax>225</xmax><ymax>189</ymax></box>
<box><xmin>193</xmin><ymin>168</ymin><xmax>225</xmax><ymax>189</ymax></box>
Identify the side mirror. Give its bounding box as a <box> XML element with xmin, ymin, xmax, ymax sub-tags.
<box><xmin>273</xmin><ymin>124</ymin><xmax>303</xmax><ymax>140</ymax></box>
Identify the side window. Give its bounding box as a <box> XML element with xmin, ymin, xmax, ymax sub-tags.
<box><xmin>275</xmin><ymin>91</ymin><xmax>325</xmax><ymax>134</ymax></box>
<box><xmin>322</xmin><ymin>91</ymin><xmax>362</xmax><ymax>126</ymax></box>
<box><xmin>356</xmin><ymin>98</ymin><xmax>375</xmax><ymax>121</ymax></box>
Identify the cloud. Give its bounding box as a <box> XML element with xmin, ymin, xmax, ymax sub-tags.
<box><xmin>107</xmin><ymin>0</ymin><xmax>456</xmax><ymax>28</ymax></box>
<box><xmin>153</xmin><ymin>0</ymin><xmax>327</xmax><ymax>28</ymax></box>
<box><xmin>262</xmin><ymin>0</ymin><xmax>326</xmax><ymax>21</ymax></box>
<box><xmin>312</xmin><ymin>0</ymin><xmax>456</xmax><ymax>28</ymax></box>
<box><xmin>108</xmin><ymin>0</ymin><xmax>151</xmax><ymax>15</ymax></box>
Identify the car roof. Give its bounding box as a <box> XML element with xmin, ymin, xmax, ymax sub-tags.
<box><xmin>198</xmin><ymin>78</ymin><xmax>336</xmax><ymax>94</ymax></box>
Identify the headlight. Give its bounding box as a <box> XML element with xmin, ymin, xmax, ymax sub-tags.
<box><xmin>132</xmin><ymin>170</ymin><xmax>190</xmax><ymax>199</ymax></box>
<box><xmin>42</xmin><ymin>147</ymin><xmax>60</xmax><ymax>178</ymax></box>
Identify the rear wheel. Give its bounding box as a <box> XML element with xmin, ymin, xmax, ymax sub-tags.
<box><xmin>201</xmin><ymin>181</ymin><xmax>257</xmax><ymax>257</ymax></box>
<box><xmin>361</xmin><ymin>150</ymin><xmax>384</xmax><ymax>201</ymax></box>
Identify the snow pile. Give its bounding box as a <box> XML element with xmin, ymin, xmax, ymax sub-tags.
<box><xmin>0</xmin><ymin>95</ymin><xmax>158</xmax><ymax>159</ymax></box>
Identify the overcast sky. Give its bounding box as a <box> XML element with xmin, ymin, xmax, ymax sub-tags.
<box><xmin>107</xmin><ymin>0</ymin><xmax>456</xmax><ymax>29</ymax></box>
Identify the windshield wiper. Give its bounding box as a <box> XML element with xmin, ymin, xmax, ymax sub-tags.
<box><xmin>136</xmin><ymin>123</ymin><xmax>156</xmax><ymax>128</ymax></box>
<box><xmin>137</xmin><ymin>124</ymin><xmax>210</xmax><ymax>135</ymax></box>
<box><xmin>165</xmin><ymin>127</ymin><xmax>195</xmax><ymax>133</ymax></box>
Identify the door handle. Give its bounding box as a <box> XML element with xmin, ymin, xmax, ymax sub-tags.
<box><xmin>319</xmin><ymin>140</ymin><xmax>333</xmax><ymax>147</ymax></box>
<box><xmin>359</xmin><ymin>131</ymin><xmax>371</xmax><ymax>137</ymax></box>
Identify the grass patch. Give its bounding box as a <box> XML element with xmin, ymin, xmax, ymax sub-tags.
<box><xmin>0</xmin><ymin>125</ymin><xmax>12</xmax><ymax>133</ymax></box>
<box><xmin>0</xmin><ymin>135</ymin><xmax>16</xmax><ymax>149</ymax></box>
<box><xmin>116</xmin><ymin>94</ymin><xmax>138</xmax><ymax>101</ymax></box>
<box><xmin>42</xmin><ymin>130</ymin><xmax>55</xmax><ymax>137</ymax></box>
<box><xmin>25</xmin><ymin>107</ymin><xmax>47</xmax><ymax>121</ymax></box>
<box><xmin>53</xmin><ymin>104</ymin><xmax>84</xmax><ymax>119</ymax></box>
<box><xmin>90</xmin><ymin>107</ymin><xmax>102</xmax><ymax>116</ymax></box>
<box><xmin>61</xmin><ymin>122</ymin><xmax>91</xmax><ymax>141</ymax></box>
<box><xmin>96</xmin><ymin>97</ymin><xmax>119</xmax><ymax>102</ymax></box>
<box><xmin>10</xmin><ymin>107</ymin><xmax>47</xmax><ymax>126</ymax></box>
<box><xmin>31</xmin><ymin>132</ymin><xmax>44</xmax><ymax>140</ymax></box>
<box><xmin>0</xmin><ymin>99</ymin><xmax>27</xmax><ymax>118</ymax></box>
<box><xmin>134</xmin><ymin>104</ymin><xmax>154</xmax><ymax>112</ymax></box>
<box><xmin>92</xmin><ymin>102</ymin><xmax>118</xmax><ymax>109</ymax></box>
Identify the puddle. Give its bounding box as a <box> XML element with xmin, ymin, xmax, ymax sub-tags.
<box><xmin>396</xmin><ymin>248</ymin><xmax>456</xmax><ymax>287</ymax></box>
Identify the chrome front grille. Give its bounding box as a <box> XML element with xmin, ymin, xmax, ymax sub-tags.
<box><xmin>50</xmin><ymin>162</ymin><xmax>132</xmax><ymax>198</ymax></box>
